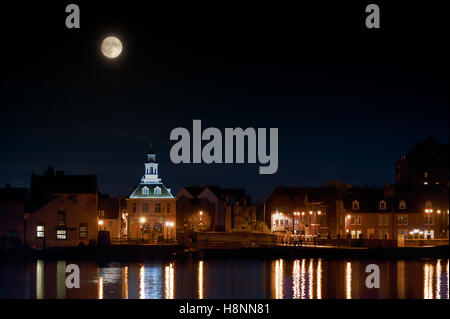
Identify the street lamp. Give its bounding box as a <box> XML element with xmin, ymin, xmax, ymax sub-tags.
<box><xmin>98</xmin><ymin>219</ymin><xmax>103</xmax><ymax>231</ymax></box>
<box><xmin>199</xmin><ymin>211</ymin><xmax>203</xmax><ymax>229</ymax></box>
<box><xmin>293</xmin><ymin>211</ymin><xmax>301</xmax><ymax>235</ymax></box>
<box><xmin>346</xmin><ymin>215</ymin><xmax>351</xmax><ymax>236</ymax></box>
<box><xmin>139</xmin><ymin>217</ymin><xmax>146</xmax><ymax>241</ymax></box>
<box><xmin>165</xmin><ymin>221</ymin><xmax>175</xmax><ymax>241</ymax></box>
<box><xmin>425</xmin><ymin>209</ymin><xmax>432</xmax><ymax>239</ymax></box>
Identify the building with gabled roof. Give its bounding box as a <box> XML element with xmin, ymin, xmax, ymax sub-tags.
<box><xmin>176</xmin><ymin>185</ymin><xmax>251</xmax><ymax>232</ymax></box>
<box><xmin>266</xmin><ymin>186</ymin><xmax>340</xmax><ymax>237</ymax></box>
<box><xmin>126</xmin><ymin>147</ymin><xmax>176</xmax><ymax>242</ymax></box>
<box><xmin>25</xmin><ymin>167</ymin><xmax>98</xmax><ymax>248</ymax></box>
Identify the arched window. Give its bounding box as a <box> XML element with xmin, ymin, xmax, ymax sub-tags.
<box><xmin>154</xmin><ymin>186</ymin><xmax>161</xmax><ymax>195</ymax></box>
<box><xmin>142</xmin><ymin>186</ymin><xmax>149</xmax><ymax>195</ymax></box>
<box><xmin>379</xmin><ymin>200</ymin><xmax>387</xmax><ymax>210</ymax></box>
<box><xmin>399</xmin><ymin>200</ymin><xmax>406</xmax><ymax>210</ymax></box>
<box><xmin>352</xmin><ymin>200</ymin><xmax>360</xmax><ymax>210</ymax></box>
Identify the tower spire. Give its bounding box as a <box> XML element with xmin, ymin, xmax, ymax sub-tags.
<box><xmin>142</xmin><ymin>146</ymin><xmax>160</xmax><ymax>184</ymax></box>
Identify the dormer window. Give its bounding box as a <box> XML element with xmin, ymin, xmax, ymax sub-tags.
<box><xmin>379</xmin><ymin>200</ymin><xmax>387</xmax><ymax>210</ymax></box>
<box><xmin>142</xmin><ymin>186</ymin><xmax>149</xmax><ymax>195</ymax></box>
<box><xmin>399</xmin><ymin>200</ymin><xmax>406</xmax><ymax>210</ymax></box>
<box><xmin>352</xmin><ymin>200</ymin><xmax>359</xmax><ymax>210</ymax></box>
<box><xmin>154</xmin><ymin>186</ymin><xmax>161</xmax><ymax>195</ymax></box>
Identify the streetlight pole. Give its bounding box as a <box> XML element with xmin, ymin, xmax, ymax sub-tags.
<box><xmin>292</xmin><ymin>211</ymin><xmax>295</xmax><ymax>234</ymax></box>
<box><xmin>425</xmin><ymin>209</ymin><xmax>433</xmax><ymax>239</ymax></box>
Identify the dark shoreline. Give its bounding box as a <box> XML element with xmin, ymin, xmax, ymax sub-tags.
<box><xmin>1</xmin><ymin>244</ymin><xmax>448</xmax><ymax>262</ymax></box>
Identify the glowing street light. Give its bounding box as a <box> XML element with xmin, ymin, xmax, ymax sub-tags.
<box><xmin>139</xmin><ymin>217</ymin><xmax>146</xmax><ymax>223</ymax></box>
<box><xmin>165</xmin><ymin>221</ymin><xmax>175</xmax><ymax>241</ymax></box>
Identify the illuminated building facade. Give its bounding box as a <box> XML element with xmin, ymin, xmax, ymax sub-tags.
<box><xmin>341</xmin><ymin>185</ymin><xmax>449</xmax><ymax>240</ymax></box>
<box><xmin>267</xmin><ymin>187</ymin><xmax>336</xmax><ymax>237</ymax></box>
<box><xmin>25</xmin><ymin>167</ymin><xmax>98</xmax><ymax>247</ymax></box>
<box><xmin>127</xmin><ymin>147</ymin><xmax>176</xmax><ymax>242</ymax></box>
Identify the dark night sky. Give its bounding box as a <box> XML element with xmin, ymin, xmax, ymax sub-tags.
<box><xmin>1</xmin><ymin>2</ymin><xmax>448</xmax><ymax>200</ymax></box>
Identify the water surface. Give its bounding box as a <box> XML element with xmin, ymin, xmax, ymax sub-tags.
<box><xmin>0</xmin><ymin>258</ymin><xmax>448</xmax><ymax>299</ymax></box>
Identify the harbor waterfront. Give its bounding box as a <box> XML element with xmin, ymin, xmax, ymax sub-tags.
<box><xmin>0</xmin><ymin>258</ymin><xmax>448</xmax><ymax>299</ymax></box>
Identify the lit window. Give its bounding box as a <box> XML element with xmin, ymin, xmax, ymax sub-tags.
<box><xmin>154</xmin><ymin>186</ymin><xmax>161</xmax><ymax>195</ymax></box>
<box><xmin>424</xmin><ymin>171</ymin><xmax>428</xmax><ymax>178</ymax></box>
<box><xmin>356</xmin><ymin>216</ymin><xmax>362</xmax><ymax>225</ymax></box>
<box><xmin>99</xmin><ymin>210</ymin><xmax>105</xmax><ymax>217</ymax></box>
<box><xmin>142</xmin><ymin>187</ymin><xmax>149</xmax><ymax>195</ymax></box>
<box><xmin>36</xmin><ymin>225</ymin><xmax>45</xmax><ymax>238</ymax></box>
<box><xmin>379</xmin><ymin>200</ymin><xmax>386</xmax><ymax>210</ymax></box>
<box><xmin>57</xmin><ymin>230</ymin><xmax>67</xmax><ymax>240</ymax></box>
<box><xmin>79</xmin><ymin>223</ymin><xmax>88</xmax><ymax>239</ymax></box>
<box><xmin>399</xmin><ymin>200</ymin><xmax>406</xmax><ymax>210</ymax></box>
<box><xmin>352</xmin><ymin>200</ymin><xmax>359</xmax><ymax>210</ymax></box>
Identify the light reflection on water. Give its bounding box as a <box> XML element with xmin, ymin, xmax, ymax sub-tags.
<box><xmin>1</xmin><ymin>258</ymin><xmax>449</xmax><ymax>299</ymax></box>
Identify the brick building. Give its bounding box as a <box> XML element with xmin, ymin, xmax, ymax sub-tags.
<box><xmin>25</xmin><ymin>167</ymin><xmax>98</xmax><ymax>248</ymax></box>
<box><xmin>339</xmin><ymin>185</ymin><xmax>449</xmax><ymax>240</ymax></box>
<box><xmin>266</xmin><ymin>186</ymin><xmax>340</xmax><ymax>237</ymax></box>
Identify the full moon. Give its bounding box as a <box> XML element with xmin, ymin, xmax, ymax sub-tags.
<box><xmin>101</xmin><ymin>36</ymin><xmax>122</xmax><ymax>59</ymax></box>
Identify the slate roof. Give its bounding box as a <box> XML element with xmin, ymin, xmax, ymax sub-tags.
<box><xmin>342</xmin><ymin>186</ymin><xmax>449</xmax><ymax>212</ymax></box>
